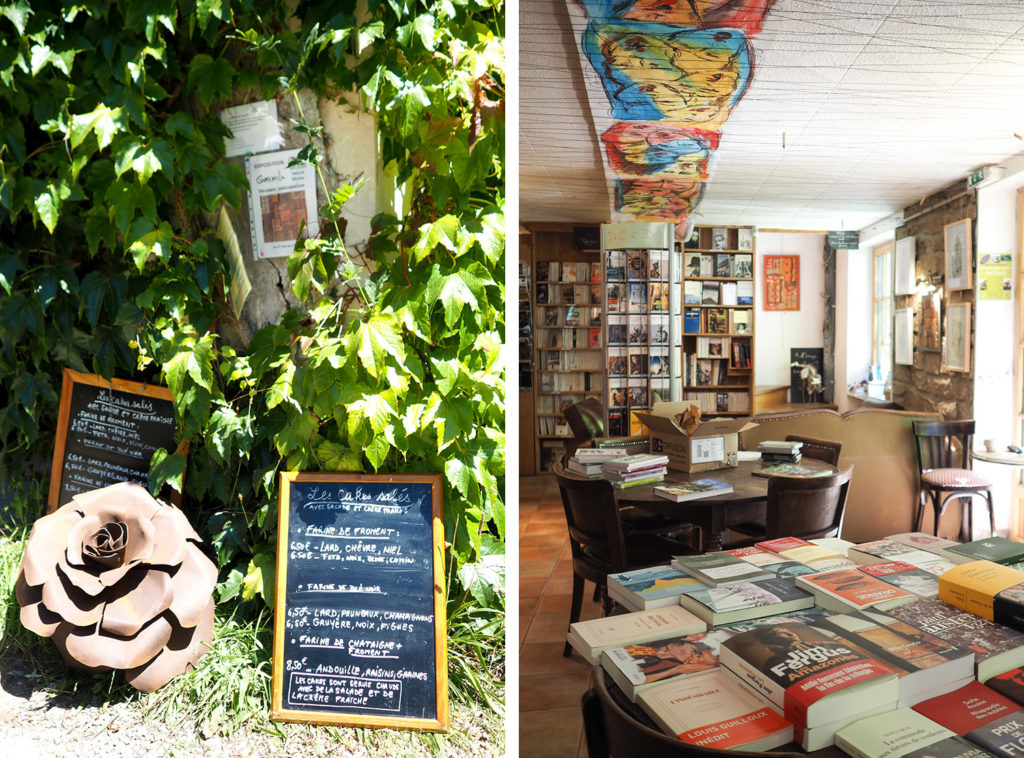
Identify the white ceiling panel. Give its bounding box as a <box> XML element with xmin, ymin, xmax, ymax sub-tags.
<box><xmin>520</xmin><ymin>0</ymin><xmax>1024</xmax><ymax>231</ymax></box>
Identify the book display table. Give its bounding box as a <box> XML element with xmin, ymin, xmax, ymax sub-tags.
<box><xmin>564</xmin><ymin>458</ymin><xmax>836</xmax><ymax>552</ymax></box>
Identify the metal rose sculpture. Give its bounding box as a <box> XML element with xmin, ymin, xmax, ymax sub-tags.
<box><xmin>15</xmin><ymin>482</ymin><xmax>217</xmax><ymax>692</ymax></box>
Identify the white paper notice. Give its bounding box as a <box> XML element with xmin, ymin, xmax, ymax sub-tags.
<box><xmin>220</xmin><ymin>100</ymin><xmax>283</xmax><ymax>157</ymax></box>
<box><xmin>691</xmin><ymin>437</ymin><xmax>725</xmax><ymax>463</ymax></box>
<box><xmin>245</xmin><ymin>148</ymin><xmax>319</xmax><ymax>260</ymax></box>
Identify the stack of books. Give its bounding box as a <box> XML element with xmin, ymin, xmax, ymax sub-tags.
<box><xmin>565</xmin><ymin>447</ymin><xmax>625</xmax><ymax>477</ymax></box>
<box><xmin>758</xmin><ymin>439</ymin><xmax>803</xmax><ymax>463</ymax></box>
<box><xmin>600</xmin><ymin>453</ymin><xmax>668</xmax><ymax>489</ymax></box>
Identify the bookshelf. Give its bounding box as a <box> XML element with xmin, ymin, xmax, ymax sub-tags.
<box><xmin>533</xmin><ymin>248</ymin><xmax>604</xmax><ymax>472</ymax></box>
<box><xmin>681</xmin><ymin>225</ymin><xmax>756</xmax><ymax>416</ymax></box>
<box><xmin>600</xmin><ymin>222</ymin><xmax>682</xmax><ymax>436</ymax></box>
<box><xmin>518</xmin><ymin>260</ymin><xmax>533</xmax><ymax>391</ymax></box>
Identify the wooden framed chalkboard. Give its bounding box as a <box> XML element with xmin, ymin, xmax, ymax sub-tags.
<box><xmin>271</xmin><ymin>472</ymin><xmax>448</xmax><ymax>732</ymax></box>
<box><xmin>48</xmin><ymin>369</ymin><xmax>183</xmax><ymax>512</ymax></box>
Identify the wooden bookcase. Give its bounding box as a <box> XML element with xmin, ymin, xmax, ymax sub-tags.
<box><xmin>526</xmin><ymin>225</ymin><xmax>604</xmax><ymax>472</ymax></box>
<box><xmin>681</xmin><ymin>225</ymin><xmax>756</xmax><ymax>416</ymax></box>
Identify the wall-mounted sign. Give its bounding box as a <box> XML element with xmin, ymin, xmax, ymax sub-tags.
<box><xmin>271</xmin><ymin>473</ymin><xmax>448</xmax><ymax>732</ymax></box>
<box><xmin>48</xmin><ymin>369</ymin><xmax>182</xmax><ymax>512</ymax></box>
<box><xmin>827</xmin><ymin>230</ymin><xmax>859</xmax><ymax>249</ymax></box>
<box><xmin>245</xmin><ymin>148</ymin><xmax>319</xmax><ymax>260</ymax></box>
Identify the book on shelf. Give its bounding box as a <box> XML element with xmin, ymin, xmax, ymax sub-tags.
<box><xmin>731</xmin><ymin>337</ymin><xmax>752</xmax><ymax>366</ymax></box>
<box><xmin>718</xmin><ymin>620</ymin><xmax>900</xmax><ymax>735</ymax></box>
<box><xmin>649</xmin><ymin>282</ymin><xmax>668</xmax><ymax>311</ymax></box>
<box><xmin>653</xmin><ymin>478</ymin><xmax>733</xmax><ymax>502</ymax></box>
<box><xmin>938</xmin><ymin>561</ymin><xmax>1024</xmax><ymax>620</ymax></box>
<box><xmin>637</xmin><ymin>668</ymin><xmax>794</xmax><ymax>751</ymax></box>
<box><xmin>565</xmin><ymin>605</ymin><xmax>706</xmax><ymax>664</ymax></box>
<box><xmin>860</xmin><ymin>561</ymin><xmax>941</xmax><ymax>598</ymax></box>
<box><xmin>813</xmin><ymin>609</ymin><xmax>975</xmax><ymax>707</ymax></box>
<box><xmin>683</xmin><ymin>307</ymin><xmax>700</xmax><ymax>333</ymax></box>
<box><xmin>627</xmin><ymin>249</ymin><xmax>647</xmax><ymax>280</ymax></box>
<box><xmin>605</xmin><ymin>250</ymin><xmax>625</xmax><ymax>280</ymax></box>
<box><xmin>683</xmin><ymin>280</ymin><xmax>701</xmax><ymax>304</ymax></box>
<box><xmin>677</xmin><ymin>578</ymin><xmax>816</xmax><ymax>626</ymax></box>
<box><xmin>628</xmin><ymin>282</ymin><xmax>647</xmax><ymax>309</ymax></box>
<box><xmin>714</xmin><ymin>253</ymin><xmax>731</xmax><ymax>277</ymax></box>
<box><xmin>602</xmin><ymin>628</ymin><xmax>730</xmax><ymax>701</ymax></box>
<box><xmin>649</xmin><ymin>249</ymin><xmax>669</xmax><ymax>281</ymax></box>
<box><xmin>752</xmin><ymin>462</ymin><xmax>834</xmax><ymax>478</ymax></box>
<box><xmin>671</xmin><ymin>552</ymin><xmax>776</xmax><ymax>586</ymax></box>
<box><xmin>711</xmin><ymin>228</ymin><xmax>728</xmax><ymax>250</ymax></box>
<box><xmin>943</xmin><ymin>538</ymin><xmax>1024</xmax><ymax>567</ymax></box>
<box><xmin>699</xmin><ymin>254</ymin><xmax>714</xmax><ymax>277</ymax></box>
<box><xmin>706</xmin><ymin>307</ymin><xmax>728</xmax><ymax>334</ymax></box>
<box><xmin>795</xmin><ymin>568</ymin><xmax>916</xmax><ymax>612</ymax></box>
<box><xmin>879</xmin><ymin>598</ymin><xmax>1024</xmax><ymax>682</ymax></box>
<box><xmin>683</xmin><ymin>251</ymin><xmax>701</xmax><ymax>278</ymax></box>
<box><xmin>721</xmin><ymin>281</ymin><xmax>738</xmax><ymax>306</ymax></box>
<box><xmin>606</xmin><ymin>565</ymin><xmax>705</xmax><ymax>612</ymax></box>
<box><xmin>701</xmin><ymin>280</ymin><xmax>720</xmax><ymax>304</ymax></box>
<box><xmin>735</xmin><ymin>246</ymin><xmax>753</xmax><ymax>269</ymax></box>
<box><xmin>888</xmin><ymin>532</ymin><xmax>962</xmax><ymax>556</ymax></box>
<box><xmin>736</xmin><ymin>279</ymin><xmax>754</xmax><ymax>305</ymax></box>
<box><xmin>834</xmin><ymin>708</ymin><xmax>960</xmax><ymax>758</ymax></box>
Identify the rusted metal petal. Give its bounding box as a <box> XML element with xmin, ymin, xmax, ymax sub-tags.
<box><xmin>72</xmin><ymin>483</ymin><xmax>159</xmax><ymax>565</ymax></box>
<box><xmin>61</xmin><ymin>613</ymin><xmax>173</xmax><ymax>670</ymax></box>
<box><xmin>125</xmin><ymin>598</ymin><xmax>215</xmax><ymax>692</ymax></box>
<box><xmin>166</xmin><ymin>545</ymin><xmax>218</xmax><ymax>629</ymax></box>
<box><xmin>100</xmin><ymin>569</ymin><xmax>174</xmax><ymax>637</ymax></box>
<box><xmin>56</xmin><ymin>555</ymin><xmax>108</xmax><ymax>596</ymax></box>
<box><xmin>16</xmin><ymin>573</ymin><xmax>61</xmax><ymax>637</ymax></box>
<box><xmin>83</xmin><ymin>520</ymin><xmax>129</xmax><ymax>568</ymax></box>
<box><xmin>64</xmin><ymin>513</ymin><xmax>103</xmax><ymax>568</ymax></box>
<box><xmin>147</xmin><ymin>505</ymin><xmax>201</xmax><ymax>566</ymax></box>
<box><xmin>41</xmin><ymin>564</ymin><xmax>106</xmax><ymax>627</ymax></box>
<box><xmin>19</xmin><ymin>507</ymin><xmax>82</xmax><ymax>587</ymax></box>
<box><xmin>50</xmin><ymin>624</ymin><xmax>113</xmax><ymax>674</ymax></box>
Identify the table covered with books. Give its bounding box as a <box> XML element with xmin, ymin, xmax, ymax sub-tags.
<box><xmin>562</xmin><ymin>451</ymin><xmax>838</xmax><ymax>552</ymax></box>
<box><xmin>572</xmin><ymin>533</ymin><xmax>1024</xmax><ymax>757</ymax></box>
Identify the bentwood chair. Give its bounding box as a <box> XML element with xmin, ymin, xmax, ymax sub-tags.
<box><xmin>913</xmin><ymin>420</ymin><xmax>994</xmax><ymax>540</ymax></box>
<box><xmin>553</xmin><ymin>464</ymin><xmax>700</xmax><ymax>657</ymax></box>
<box><xmin>582</xmin><ymin>666</ymin><xmax>804</xmax><ymax>757</ymax></box>
<box><xmin>724</xmin><ymin>466</ymin><xmax>853</xmax><ymax>548</ymax></box>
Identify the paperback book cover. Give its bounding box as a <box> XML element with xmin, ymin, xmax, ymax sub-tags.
<box><xmin>861</xmin><ymin>561</ymin><xmax>941</xmax><ymax>599</ymax></box>
<box><xmin>718</xmin><ymin>621</ymin><xmax>900</xmax><ymax>729</ymax></box>
<box><xmin>653</xmin><ymin>479</ymin><xmax>733</xmax><ymax>502</ymax></box>
<box><xmin>994</xmin><ymin>585</ymin><xmax>1024</xmax><ymax>634</ymax></box>
<box><xmin>812</xmin><ymin>609</ymin><xmax>975</xmax><ymax>707</ymax></box>
<box><xmin>904</xmin><ymin>735</ymin><xmax>1004</xmax><ymax>757</ymax></box>
<box><xmin>795</xmin><ymin>568</ymin><xmax>916</xmax><ymax>612</ymax></box>
<box><xmin>879</xmin><ymin>598</ymin><xmax>1024</xmax><ymax>682</ymax></box>
<box><xmin>606</xmin><ymin>565</ymin><xmax>704</xmax><ymax>611</ymax></box>
<box><xmin>671</xmin><ymin>552</ymin><xmax>775</xmax><ymax>586</ymax></box>
<box><xmin>678</xmin><ymin>578</ymin><xmax>816</xmax><ymax>626</ymax></box>
<box><xmin>912</xmin><ymin>680</ymin><xmax>1021</xmax><ymax>737</ymax></box>
<box><xmin>566</xmin><ymin>605</ymin><xmax>706</xmax><ymax>664</ymax></box>
<box><xmin>637</xmin><ymin>668</ymin><xmax>794</xmax><ymax>751</ymax></box>
<box><xmin>778</xmin><ymin>544</ymin><xmax>841</xmax><ymax>566</ymax></box>
<box><xmin>752</xmin><ymin>463</ymin><xmax>834</xmax><ymax>478</ymax></box>
<box><xmin>888</xmin><ymin>532</ymin><xmax>962</xmax><ymax>556</ymax></box>
<box><xmin>834</xmin><ymin>708</ymin><xmax>957</xmax><ymax>758</ymax></box>
<box><xmin>959</xmin><ymin>711</ymin><xmax>1024</xmax><ymax>756</ymax></box>
<box><xmin>756</xmin><ymin>537</ymin><xmax>814</xmax><ymax>554</ymax></box>
<box><xmin>944</xmin><ymin>538</ymin><xmax>1024</xmax><ymax>567</ymax></box>
<box><xmin>602</xmin><ymin>628</ymin><xmax>730</xmax><ymax>700</ymax></box>
<box><xmin>939</xmin><ymin>561</ymin><xmax>1024</xmax><ymax>620</ymax></box>
<box><xmin>849</xmin><ymin>539</ymin><xmax>948</xmax><ymax>569</ymax></box>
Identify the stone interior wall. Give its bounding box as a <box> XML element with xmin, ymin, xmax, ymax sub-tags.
<box><xmin>891</xmin><ymin>180</ymin><xmax>976</xmax><ymax>419</ymax></box>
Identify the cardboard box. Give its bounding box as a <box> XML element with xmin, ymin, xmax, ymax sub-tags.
<box><xmin>635</xmin><ymin>403</ymin><xmax>756</xmax><ymax>473</ymax></box>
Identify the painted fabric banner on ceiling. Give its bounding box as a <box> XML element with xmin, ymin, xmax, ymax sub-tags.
<box><xmin>569</xmin><ymin>0</ymin><xmax>776</xmax><ymax>239</ymax></box>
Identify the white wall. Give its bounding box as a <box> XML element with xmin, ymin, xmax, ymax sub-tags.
<box><xmin>754</xmin><ymin>232</ymin><xmax>827</xmax><ymax>390</ymax></box>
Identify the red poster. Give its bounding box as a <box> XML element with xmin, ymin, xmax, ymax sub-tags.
<box><xmin>764</xmin><ymin>255</ymin><xmax>800</xmax><ymax>311</ymax></box>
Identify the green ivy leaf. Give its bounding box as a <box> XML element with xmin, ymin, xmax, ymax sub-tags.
<box><xmin>241</xmin><ymin>548</ymin><xmax>276</xmax><ymax>605</ymax></box>
<box><xmin>68</xmin><ymin>105</ymin><xmax>124</xmax><ymax>150</ymax></box>
<box><xmin>316</xmin><ymin>438</ymin><xmax>362</xmax><ymax>472</ymax></box>
<box><xmin>165</xmin><ymin>337</ymin><xmax>214</xmax><ymax>395</ymax></box>
<box><xmin>128</xmin><ymin>220</ymin><xmax>173</xmax><ymax>271</ymax></box>
<box><xmin>1</xmin><ymin>2</ymin><xmax>32</xmax><ymax>35</ymax></box>
<box><xmin>186</xmin><ymin>54</ymin><xmax>235</xmax><ymax>108</ymax></box>
<box><xmin>217</xmin><ymin>567</ymin><xmax>245</xmax><ymax>603</ymax></box>
<box><xmin>149</xmin><ymin>448</ymin><xmax>187</xmax><ymax>494</ymax></box>
<box><xmin>364</xmin><ymin>435</ymin><xmax>390</xmax><ymax>470</ymax></box>
<box><xmin>356</xmin><ymin>313</ymin><xmax>405</xmax><ymax>378</ymax></box>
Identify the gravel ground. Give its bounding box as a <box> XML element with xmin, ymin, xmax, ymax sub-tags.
<box><xmin>0</xmin><ymin>657</ymin><xmax>504</xmax><ymax>758</ymax></box>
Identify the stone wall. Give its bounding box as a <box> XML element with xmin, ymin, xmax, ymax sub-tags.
<box><xmin>891</xmin><ymin>180</ymin><xmax>976</xmax><ymax>419</ymax></box>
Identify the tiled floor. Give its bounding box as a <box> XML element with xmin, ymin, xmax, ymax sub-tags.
<box><xmin>519</xmin><ymin>474</ymin><xmax>603</xmax><ymax>758</ymax></box>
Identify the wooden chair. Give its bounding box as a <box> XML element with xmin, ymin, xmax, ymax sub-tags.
<box><xmin>913</xmin><ymin>420</ymin><xmax>994</xmax><ymax>540</ymax></box>
<box><xmin>582</xmin><ymin>666</ymin><xmax>803</xmax><ymax>757</ymax></box>
<box><xmin>724</xmin><ymin>466</ymin><xmax>853</xmax><ymax>548</ymax></box>
<box><xmin>564</xmin><ymin>397</ymin><xmax>649</xmax><ymax>459</ymax></box>
<box><xmin>784</xmin><ymin>434</ymin><xmax>842</xmax><ymax>466</ymax></box>
<box><xmin>553</xmin><ymin>465</ymin><xmax>700</xmax><ymax>657</ymax></box>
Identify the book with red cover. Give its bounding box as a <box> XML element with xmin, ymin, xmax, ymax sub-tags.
<box><xmin>987</xmin><ymin>668</ymin><xmax>1024</xmax><ymax>707</ymax></box>
<box><xmin>756</xmin><ymin>537</ymin><xmax>813</xmax><ymax>554</ymax></box>
<box><xmin>859</xmin><ymin>561</ymin><xmax>940</xmax><ymax>598</ymax></box>
<box><xmin>913</xmin><ymin>681</ymin><xmax>1021</xmax><ymax>735</ymax></box>
<box><xmin>795</xmin><ymin>568</ymin><xmax>915</xmax><ymax>612</ymax></box>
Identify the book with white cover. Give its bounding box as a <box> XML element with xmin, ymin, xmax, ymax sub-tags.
<box><xmin>848</xmin><ymin>539</ymin><xmax>945</xmax><ymax>569</ymax></box>
<box><xmin>566</xmin><ymin>605</ymin><xmax>706</xmax><ymax>664</ymax></box>
<box><xmin>887</xmin><ymin>532</ymin><xmax>961</xmax><ymax>556</ymax></box>
<box><xmin>606</xmin><ymin>565</ymin><xmax>704</xmax><ymax>611</ymax></box>
<box><xmin>637</xmin><ymin>668</ymin><xmax>794</xmax><ymax>752</ymax></box>
<box><xmin>835</xmin><ymin>708</ymin><xmax>956</xmax><ymax>758</ymax></box>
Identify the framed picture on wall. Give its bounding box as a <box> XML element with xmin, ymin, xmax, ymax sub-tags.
<box><xmin>944</xmin><ymin>218</ymin><xmax>972</xmax><ymax>292</ymax></box>
<box><xmin>894</xmin><ymin>236</ymin><xmax>916</xmax><ymax>295</ymax></box>
<box><xmin>919</xmin><ymin>293</ymin><xmax>941</xmax><ymax>351</ymax></box>
<box><xmin>894</xmin><ymin>308</ymin><xmax>914</xmax><ymax>365</ymax></box>
<box><xmin>942</xmin><ymin>302</ymin><xmax>971</xmax><ymax>372</ymax></box>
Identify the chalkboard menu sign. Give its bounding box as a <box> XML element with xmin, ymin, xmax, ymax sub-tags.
<box><xmin>271</xmin><ymin>473</ymin><xmax>448</xmax><ymax>732</ymax></box>
<box><xmin>48</xmin><ymin>369</ymin><xmax>182</xmax><ymax>512</ymax></box>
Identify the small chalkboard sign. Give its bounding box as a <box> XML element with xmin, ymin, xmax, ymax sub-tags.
<box><xmin>827</xmin><ymin>230</ymin><xmax>860</xmax><ymax>249</ymax></box>
<box><xmin>271</xmin><ymin>472</ymin><xmax>448</xmax><ymax>732</ymax></box>
<box><xmin>48</xmin><ymin>369</ymin><xmax>182</xmax><ymax>512</ymax></box>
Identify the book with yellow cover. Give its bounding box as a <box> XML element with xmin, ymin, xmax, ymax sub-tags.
<box><xmin>778</xmin><ymin>544</ymin><xmax>841</xmax><ymax>566</ymax></box>
<box><xmin>938</xmin><ymin>560</ymin><xmax>1024</xmax><ymax>621</ymax></box>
